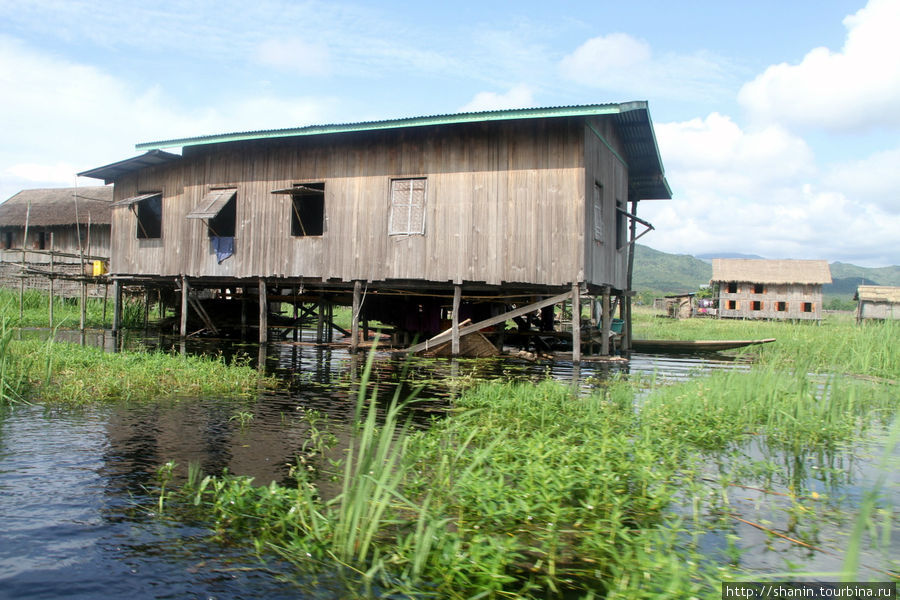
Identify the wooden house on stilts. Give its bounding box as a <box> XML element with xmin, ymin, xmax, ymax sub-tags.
<box><xmin>79</xmin><ymin>103</ymin><xmax>671</xmax><ymax>358</ymax></box>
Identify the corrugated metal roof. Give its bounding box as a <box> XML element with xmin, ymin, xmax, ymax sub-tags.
<box><xmin>186</xmin><ymin>189</ymin><xmax>236</xmax><ymax>219</ymax></box>
<box><xmin>135</xmin><ymin>103</ymin><xmax>636</xmax><ymax>151</ymax></box>
<box><xmin>78</xmin><ymin>150</ymin><xmax>181</xmax><ymax>184</ymax></box>
<box><xmin>711</xmin><ymin>259</ymin><xmax>833</xmax><ymax>285</ymax></box>
<box><xmin>85</xmin><ymin>102</ymin><xmax>671</xmax><ymax>200</ymax></box>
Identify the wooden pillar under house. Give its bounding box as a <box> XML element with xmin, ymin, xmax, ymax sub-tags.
<box><xmin>571</xmin><ymin>283</ymin><xmax>581</xmax><ymax>363</ymax></box>
<box><xmin>351</xmin><ymin>281</ymin><xmax>361</xmax><ymax>353</ymax></box>
<box><xmin>292</xmin><ymin>286</ymin><xmax>299</xmax><ymax>342</ymax></box>
<box><xmin>316</xmin><ymin>299</ymin><xmax>324</xmax><ymax>343</ymax></box>
<box><xmin>48</xmin><ymin>245</ymin><xmax>55</xmax><ymax>328</ymax></box>
<box><xmin>180</xmin><ymin>276</ymin><xmax>189</xmax><ymax>338</ymax></box>
<box><xmin>258</xmin><ymin>278</ymin><xmax>268</xmax><ymax>344</ymax></box>
<box><xmin>451</xmin><ymin>284</ymin><xmax>462</xmax><ymax>356</ymax></box>
<box><xmin>601</xmin><ymin>286</ymin><xmax>611</xmax><ymax>356</ymax></box>
<box><xmin>80</xmin><ymin>281</ymin><xmax>87</xmax><ymax>331</ymax></box>
<box><xmin>112</xmin><ymin>280</ymin><xmax>122</xmax><ymax>333</ymax></box>
<box><xmin>623</xmin><ymin>197</ymin><xmax>639</xmax><ymax>352</ymax></box>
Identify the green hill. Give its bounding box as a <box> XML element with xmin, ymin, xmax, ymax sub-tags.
<box><xmin>632</xmin><ymin>245</ymin><xmax>712</xmax><ymax>294</ymax></box>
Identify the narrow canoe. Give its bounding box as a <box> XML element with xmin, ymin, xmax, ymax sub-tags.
<box><xmin>631</xmin><ymin>338</ymin><xmax>776</xmax><ymax>353</ymax></box>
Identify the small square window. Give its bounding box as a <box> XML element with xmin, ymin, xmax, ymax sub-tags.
<box><xmin>389</xmin><ymin>178</ymin><xmax>426</xmax><ymax>235</ymax></box>
<box><xmin>726</xmin><ymin>282</ymin><xmax>738</xmax><ymax>294</ymax></box>
<box><xmin>802</xmin><ymin>302</ymin><xmax>813</xmax><ymax>313</ymax></box>
<box><xmin>753</xmin><ymin>283</ymin><xmax>764</xmax><ymax>294</ymax></box>
<box><xmin>727</xmin><ymin>300</ymin><xmax>738</xmax><ymax>310</ymax></box>
<box><xmin>776</xmin><ymin>302</ymin><xmax>787</xmax><ymax>312</ymax></box>
<box><xmin>751</xmin><ymin>300</ymin><xmax>762</xmax><ymax>311</ymax></box>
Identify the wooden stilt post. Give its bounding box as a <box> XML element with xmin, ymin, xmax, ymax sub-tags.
<box><xmin>258</xmin><ymin>278</ymin><xmax>268</xmax><ymax>344</ymax></box>
<box><xmin>49</xmin><ymin>234</ymin><xmax>55</xmax><ymax>328</ymax></box>
<box><xmin>180</xmin><ymin>276</ymin><xmax>189</xmax><ymax>338</ymax></box>
<box><xmin>601</xmin><ymin>286</ymin><xmax>611</xmax><ymax>356</ymax></box>
<box><xmin>158</xmin><ymin>288</ymin><xmax>164</xmax><ymax>321</ymax></box>
<box><xmin>80</xmin><ymin>281</ymin><xmax>87</xmax><ymax>331</ymax></box>
<box><xmin>451</xmin><ymin>284</ymin><xmax>462</xmax><ymax>356</ymax></box>
<box><xmin>316</xmin><ymin>299</ymin><xmax>324</xmax><ymax>343</ymax></box>
<box><xmin>572</xmin><ymin>283</ymin><xmax>581</xmax><ymax>363</ymax></box>
<box><xmin>143</xmin><ymin>287</ymin><xmax>150</xmax><ymax>330</ymax></box>
<box><xmin>327</xmin><ymin>302</ymin><xmax>334</xmax><ymax>342</ymax></box>
<box><xmin>112</xmin><ymin>280</ymin><xmax>122</xmax><ymax>333</ymax></box>
<box><xmin>624</xmin><ymin>197</ymin><xmax>639</xmax><ymax>352</ymax></box>
<box><xmin>292</xmin><ymin>285</ymin><xmax>299</xmax><ymax>342</ymax></box>
<box><xmin>240</xmin><ymin>287</ymin><xmax>248</xmax><ymax>339</ymax></box>
<box><xmin>351</xmin><ymin>281</ymin><xmax>361</xmax><ymax>353</ymax></box>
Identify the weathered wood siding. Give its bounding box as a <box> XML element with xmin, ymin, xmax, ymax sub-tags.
<box><xmin>717</xmin><ymin>282</ymin><xmax>824</xmax><ymax>320</ymax></box>
<box><xmin>858</xmin><ymin>301</ymin><xmax>900</xmax><ymax>320</ymax></box>
<box><xmin>111</xmin><ymin>119</ymin><xmax>596</xmax><ymax>286</ymax></box>
<box><xmin>583</xmin><ymin>118</ymin><xmax>629</xmax><ymax>290</ymax></box>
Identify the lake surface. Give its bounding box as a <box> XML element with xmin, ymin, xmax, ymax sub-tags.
<box><xmin>0</xmin><ymin>331</ymin><xmax>895</xmax><ymax>598</ymax></box>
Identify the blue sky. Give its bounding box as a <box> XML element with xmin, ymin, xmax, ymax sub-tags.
<box><xmin>1</xmin><ymin>0</ymin><xmax>897</xmax><ymax>266</ymax></box>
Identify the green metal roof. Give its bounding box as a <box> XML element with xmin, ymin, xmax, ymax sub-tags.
<box><xmin>135</xmin><ymin>102</ymin><xmax>647</xmax><ymax>151</ymax></box>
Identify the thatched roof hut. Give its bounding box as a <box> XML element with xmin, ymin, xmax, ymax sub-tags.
<box><xmin>0</xmin><ymin>187</ymin><xmax>113</xmax><ymax>227</ymax></box>
<box><xmin>855</xmin><ymin>285</ymin><xmax>900</xmax><ymax>303</ymax></box>
<box><xmin>711</xmin><ymin>259</ymin><xmax>832</xmax><ymax>285</ymax></box>
<box><xmin>855</xmin><ymin>285</ymin><xmax>900</xmax><ymax>322</ymax></box>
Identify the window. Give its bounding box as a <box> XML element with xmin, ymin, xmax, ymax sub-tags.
<box><xmin>753</xmin><ymin>283</ymin><xmax>764</xmax><ymax>294</ymax></box>
<box><xmin>593</xmin><ymin>183</ymin><xmax>603</xmax><ymax>243</ymax></box>
<box><xmin>615</xmin><ymin>198</ymin><xmax>627</xmax><ymax>249</ymax></box>
<box><xmin>389</xmin><ymin>178</ymin><xmax>426</xmax><ymax>235</ymax></box>
<box><xmin>776</xmin><ymin>302</ymin><xmax>787</xmax><ymax>312</ymax></box>
<box><xmin>187</xmin><ymin>188</ymin><xmax>237</xmax><ymax>237</ymax></box>
<box><xmin>2</xmin><ymin>231</ymin><xmax>11</xmax><ymax>250</ymax></box>
<box><xmin>136</xmin><ymin>195</ymin><xmax>162</xmax><ymax>239</ymax></box>
<box><xmin>726</xmin><ymin>282</ymin><xmax>738</xmax><ymax>294</ymax></box>
<box><xmin>802</xmin><ymin>302</ymin><xmax>813</xmax><ymax>313</ymax></box>
<box><xmin>727</xmin><ymin>300</ymin><xmax>738</xmax><ymax>310</ymax></box>
<box><xmin>751</xmin><ymin>301</ymin><xmax>762</xmax><ymax>311</ymax></box>
<box><xmin>290</xmin><ymin>183</ymin><xmax>325</xmax><ymax>237</ymax></box>
<box><xmin>35</xmin><ymin>231</ymin><xmax>47</xmax><ymax>250</ymax></box>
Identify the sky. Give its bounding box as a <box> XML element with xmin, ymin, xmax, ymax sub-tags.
<box><xmin>0</xmin><ymin>0</ymin><xmax>898</xmax><ymax>267</ymax></box>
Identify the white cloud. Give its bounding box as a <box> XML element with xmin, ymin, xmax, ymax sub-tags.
<box><xmin>559</xmin><ymin>33</ymin><xmax>735</xmax><ymax>102</ymax></box>
<box><xmin>738</xmin><ymin>0</ymin><xmax>900</xmax><ymax>131</ymax></box>
<box><xmin>256</xmin><ymin>39</ymin><xmax>331</xmax><ymax>76</ymax></box>
<box><xmin>458</xmin><ymin>85</ymin><xmax>535</xmax><ymax>113</ymax></box>
<box><xmin>822</xmin><ymin>147</ymin><xmax>900</xmax><ymax>212</ymax></box>
<box><xmin>641</xmin><ymin>114</ymin><xmax>900</xmax><ymax>266</ymax></box>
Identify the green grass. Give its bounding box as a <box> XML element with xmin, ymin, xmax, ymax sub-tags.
<box><xmin>0</xmin><ymin>288</ymin><xmax>151</xmax><ymax>329</ymax></box>
<box><xmin>7</xmin><ymin>340</ymin><xmax>275</xmax><ymax>403</ymax></box>
<box><xmin>633</xmin><ymin>307</ymin><xmax>900</xmax><ymax>379</ymax></box>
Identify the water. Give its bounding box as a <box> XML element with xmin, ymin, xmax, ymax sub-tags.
<box><xmin>0</xmin><ymin>331</ymin><xmax>895</xmax><ymax>597</ymax></box>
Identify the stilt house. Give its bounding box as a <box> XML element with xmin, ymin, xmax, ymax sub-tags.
<box><xmin>711</xmin><ymin>259</ymin><xmax>832</xmax><ymax>321</ymax></box>
<box><xmin>855</xmin><ymin>285</ymin><xmax>900</xmax><ymax>322</ymax></box>
<box><xmin>0</xmin><ymin>186</ymin><xmax>112</xmax><ymax>297</ymax></box>
<box><xmin>79</xmin><ymin>103</ymin><xmax>671</xmax><ymax>357</ymax></box>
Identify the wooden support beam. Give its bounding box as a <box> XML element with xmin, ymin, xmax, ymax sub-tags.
<box><xmin>351</xmin><ymin>280</ymin><xmax>361</xmax><ymax>353</ymax></box>
<box><xmin>180</xmin><ymin>276</ymin><xmax>189</xmax><ymax>338</ymax></box>
<box><xmin>451</xmin><ymin>284</ymin><xmax>462</xmax><ymax>356</ymax></box>
<box><xmin>572</xmin><ymin>283</ymin><xmax>581</xmax><ymax>363</ymax></box>
<box><xmin>258</xmin><ymin>278</ymin><xmax>268</xmax><ymax>344</ymax></box>
<box><xmin>405</xmin><ymin>290</ymin><xmax>572</xmax><ymax>354</ymax></box>
<box><xmin>112</xmin><ymin>280</ymin><xmax>122</xmax><ymax>333</ymax></box>
<box><xmin>601</xmin><ymin>286</ymin><xmax>611</xmax><ymax>356</ymax></box>
<box><xmin>80</xmin><ymin>281</ymin><xmax>87</xmax><ymax>331</ymax></box>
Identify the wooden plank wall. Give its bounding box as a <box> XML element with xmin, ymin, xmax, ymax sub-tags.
<box><xmin>582</xmin><ymin>118</ymin><xmax>629</xmax><ymax>290</ymax></box>
<box><xmin>111</xmin><ymin>118</ymin><xmax>599</xmax><ymax>287</ymax></box>
<box><xmin>0</xmin><ymin>225</ymin><xmax>109</xmax><ymax>264</ymax></box>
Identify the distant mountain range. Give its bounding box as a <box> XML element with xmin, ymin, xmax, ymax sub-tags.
<box><xmin>633</xmin><ymin>245</ymin><xmax>900</xmax><ymax>298</ymax></box>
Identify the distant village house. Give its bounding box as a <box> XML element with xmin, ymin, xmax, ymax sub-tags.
<box><xmin>711</xmin><ymin>258</ymin><xmax>832</xmax><ymax>321</ymax></box>
<box><xmin>0</xmin><ymin>186</ymin><xmax>112</xmax><ymax>297</ymax></box>
<box><xmin>855</xmin><ymin>285</ymin><xmax>900</xmax><ymax>322</ymax></box>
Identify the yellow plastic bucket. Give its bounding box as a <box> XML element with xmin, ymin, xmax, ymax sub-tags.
<box><xmin>92</xmin><ymin>260</ymin><xmax>106</xmax><ymax>276</ymax></box>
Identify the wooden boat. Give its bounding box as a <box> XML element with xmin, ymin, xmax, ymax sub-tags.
<box><xmin>631</xmin><ymin>338</ymin><xmax>776</xmax><ymax>353</ymax></box>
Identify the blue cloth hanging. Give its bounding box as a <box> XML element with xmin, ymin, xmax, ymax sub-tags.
<box><xmin>211</xmin><ymin>236</ymin><xmax>234</xmax><ymax>263</ymax></box>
